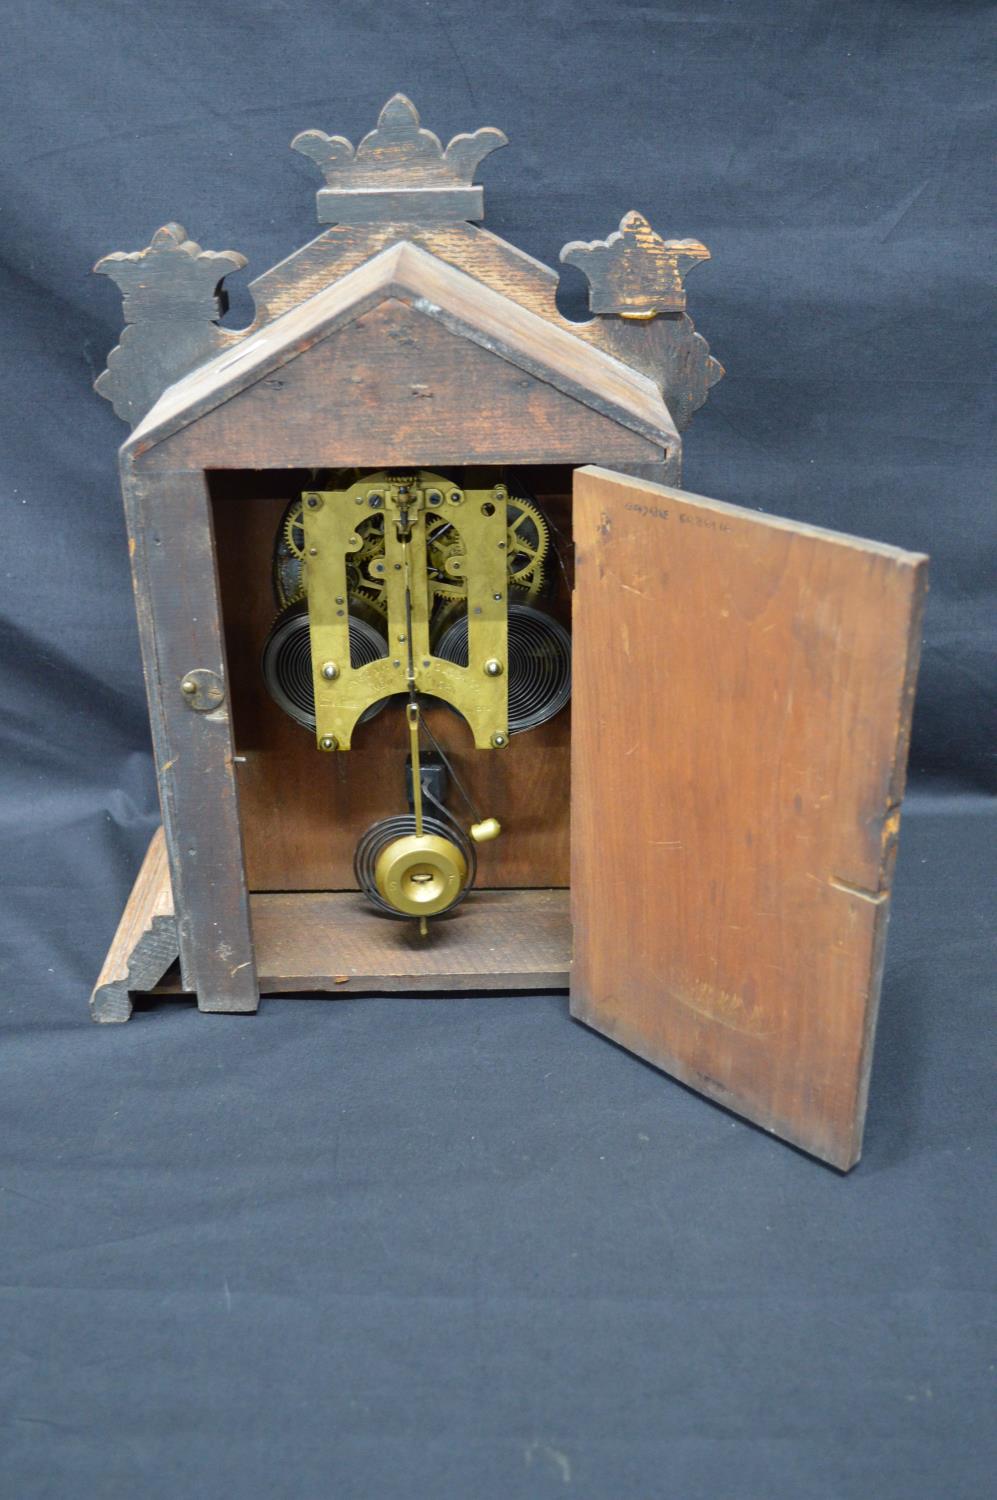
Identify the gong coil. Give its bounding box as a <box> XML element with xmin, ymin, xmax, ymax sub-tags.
<box><xmin>354</xmin><ymin>814</ymin><xmax>477</xmax><ymax>919</ymax></box>
<box><xmin>262</xmin><ymin>601</ymin><xmax>388</xmax><ymax>729</ymax></box>
<box><xmin>434</xmin><ymin>602</ymin><xmax>572</xmax><ymax>734</ymax></box>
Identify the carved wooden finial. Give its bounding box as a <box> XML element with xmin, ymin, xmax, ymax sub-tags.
<box><xmin>560</xmin><ymin>210</ymin><xmax>710</xmax><ymax>318</ymax></box>
<box><xmin>94</xmin><ymin>223</ymin><xmax>247</xmax><ymax>426</ymax></box>
<box><xmin>291</xmin><ymin>92</ymin><xmax>507</xmax><ymax>225</ymax></box>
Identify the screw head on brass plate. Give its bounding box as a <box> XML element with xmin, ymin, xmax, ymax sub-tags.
<box><xmin>484</xmin><ymin>658</ymin><xmax>503</xmax><ymax>677</ymax></box>
<box><xmin>491</xmin><ymin>731</ymin><xmax>508</xmax><ymax>748</ymax></box>
<box><xmin>319</xmin><ymin>734</ymin><xmax>339</xmax><ymax>751</ymax></box>
<box><xmin>321</xmin><ymin>661</ymin><xmax>339</xmax><ymax>680</ymax></box>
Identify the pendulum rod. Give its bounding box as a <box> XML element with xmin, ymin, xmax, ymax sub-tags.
<box><xmin>397</xmin><ymin>499</ymin><xmax>430</xmax><ymax>936</ymax></box>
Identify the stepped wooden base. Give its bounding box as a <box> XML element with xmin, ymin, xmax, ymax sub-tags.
<box><xmin>90</xmin><ymin>827</ymin><xmax>179</xmax><ymax>1022</ymax></box>
<box><xmin>92</xmin><ymin>829</ymin><xmax>571</xmax><ymax>1019</ymax></box>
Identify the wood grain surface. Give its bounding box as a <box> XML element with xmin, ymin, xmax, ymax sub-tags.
<box><xmin>249</xmin><ymin>887</ymin><xmax>570</xmax><ymax>993</ymax></box>
<box><xmin>121</xmin><ymin>463</ymin><xmax>258</xmax><ymax>1013</ymax></box>
<box><xmin>128</xmin><ymin>242</ymin><xmax>673</xmax><ymax>471</ymax></box>
<box><xmin>246</xmin><ymin>220</ymin><xmax>719</xmax><ymax>442</ymax></box>
<box><xmin>93</xmin><ymin>223</ymin><xmax>247</xmax><ymax>427</ymax></box>
<box><xmin>291</xmin><ymin>92</ymin><xmax>507</xmax><ymax>226</ymax></box>
<box><xmin>570</xmin><ymin>467</ymin><xmax>928</xmax><ymax>1170</ymax></box>
<box><xmin>560</xmin><ymin>210</ymin><xmax>710</xmax><ymax>316</ymax></box>
<box><xmin>96</xmin><ymin>99</ymin><xmax>722</xmax><ymax>447</ymax></box>
<box><xmin>90</xmin><ymin>826</ymin><xmax>178</xmax><ymax>1022</ymax></box>
<box><xmin>125</xmin><ymin>887</ymin><xmax>571</xmax><ymax>1000</ymax></box>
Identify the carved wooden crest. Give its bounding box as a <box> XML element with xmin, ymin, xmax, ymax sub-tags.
<box><xmin>94</xmin><ymin>94</ymin><xmax>723</xmax><ymax>441</ymax></box>
<box><xmin>94</xmin><ymin>223</ymin><xmax>246</xmax><ymax>427</ymax></box>
<box><xmin>292</xmin><ymin>91</ymin><xmax>507</xmax><ymax>224</ymax></box>
<box><xmin>561</xmin><ymin>210</ymin><xmax>710</xmax><ymax>316</ymax></box>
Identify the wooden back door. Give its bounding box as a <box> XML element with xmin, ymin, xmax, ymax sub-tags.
<box><xmin>570</xmin><ymin>466</ymin><xmax>928</xmax><ymax>1169</ymax></box>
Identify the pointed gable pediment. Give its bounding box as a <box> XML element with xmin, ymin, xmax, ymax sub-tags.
<box><xmin>126</xmin><ymin>241</ymin><xmax>677</xmax><ymax>470</ymax></box>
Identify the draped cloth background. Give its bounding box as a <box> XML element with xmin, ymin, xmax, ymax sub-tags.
<box><xmin>1</xmin><ymin>3</ymin><xmax>992</xmax><ymax>1496</ymax></box>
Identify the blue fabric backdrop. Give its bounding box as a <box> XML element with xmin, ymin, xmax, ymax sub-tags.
<box><xmin>1</xmin><ymin>3</ymin><xmax>993</xmax><ymax>1496</ymax></box>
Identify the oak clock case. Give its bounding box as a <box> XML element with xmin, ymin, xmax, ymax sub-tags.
<box><xmin>90</xmin><ymin>94</ymin><xmax>927</xmax><ymax>1172</ymax></box>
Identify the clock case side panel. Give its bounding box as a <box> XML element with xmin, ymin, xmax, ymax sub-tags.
<box><xmin>120</xmin><ymin>457</ymin><xmax>258</xmax><ymax>1013</ymax></box>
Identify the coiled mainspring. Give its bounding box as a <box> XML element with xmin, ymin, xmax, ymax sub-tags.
<box><xmin>261</xmin><ymin>602</ymin><xmax>388</xmax><ymax>729</ymax></box>
<box><xmin>434</xmin><ymin>601</ymin><xmax>572</xmax><ymax>733</ymax></box>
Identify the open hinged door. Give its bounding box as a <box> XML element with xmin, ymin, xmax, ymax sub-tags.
<box><xmin>570</xmin><ymin>467</ymin><xmax>928</xmax><ymax>1169</ymax></box>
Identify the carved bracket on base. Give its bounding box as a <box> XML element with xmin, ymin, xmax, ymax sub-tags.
<box><xmin>90</xmin><ymin>827</ymin><xmax>178</xmax><ymax>1022</ymax></box>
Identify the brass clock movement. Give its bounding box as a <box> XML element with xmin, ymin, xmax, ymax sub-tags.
<box><xmin>90</xmin><ymin>94</ymin><xmax>927</xmax><ymax>1171</ymax></box>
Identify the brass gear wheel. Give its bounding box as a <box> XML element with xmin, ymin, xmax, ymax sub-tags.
<box><xmin>275</xmin><ymin>498</ymin><xmax>388</xmax><ymax>611</ymax></box>
<box><xmin>512</xmin><ymin>562</ymin><xmax>545</xmax><ymax>604</ymax></box>
<box><xmin>277</xmin><ymin>487</ymin><xmax>551</xmax><ymax>613</ymax></box>
<box><xmin>505</xmin><ymin>497</ymin><xmax>550</xmax><ymax>583</ymax></box>
<box><xmin>349</xmin><ymin>564</ymin><xmax>388</xmax><ymax>614</ymax></box>
<box><xmin>281</xmin><ymin>563</ymin><xmax>307</xmax><ymax>606</ymax></box>
<box><xmin>356</xmin><ymin>510</ymin><xmax>386</xmax><ymax>562</ymax></box>
<box><xmin>273</xmin><ymin>498</ymin><xmax>306</xmax><ymax>609</ymax></box>
<box><xmin>283</xmin><ymin>498</ymin><xmax>307</xmax><ymax>560</ymax></box>
<box><xmin>350</xmin><ymin>514</ymin><xmax>388</xmax><ymax>610</ymax></box>
<box><xmin>425</xmin><ymin>511</ymin><xmax>465</xmax><ymax>603</ymax></box>
<box><xmin>425</xmin><ymin>496</ymin><xmax>551</xmax><ymax>606</ymax></box>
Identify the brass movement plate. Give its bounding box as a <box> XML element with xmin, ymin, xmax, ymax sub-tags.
<box><xmin>302</xmin><ymin>471</ymin><xmax>509</xmax><ymax>750</ymax></box>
